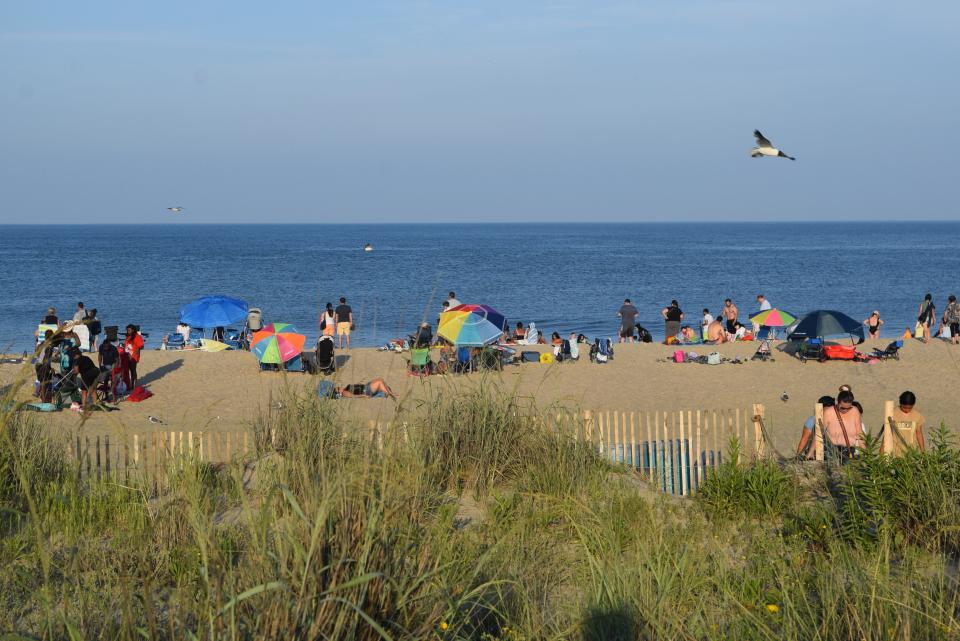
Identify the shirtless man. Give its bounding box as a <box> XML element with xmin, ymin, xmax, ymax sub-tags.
<box><xmin>707</xmin><ymin>320</ymin><xmax>728</xmax><ymax>343</ymax></box>
<box><xmin>723</xmin><ymin>299</ymin><xmax>739</xmax><ymax>333</ymax></box>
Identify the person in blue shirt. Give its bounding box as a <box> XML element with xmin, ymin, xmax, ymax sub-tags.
<box><xmin>796</xmin><ymin>395</ymin><xmax>835</xmax><ymax>458</ymax></box>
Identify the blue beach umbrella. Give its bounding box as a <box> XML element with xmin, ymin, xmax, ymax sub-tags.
<box><xmin>179</xmin><ymin>295</ymin><xmax>249</xmax><ymax>328</ymax></box>
<box><xmin>788</xmin><ymin>310</ymin><xmax>865</xmax><ymax>340</ymax></box>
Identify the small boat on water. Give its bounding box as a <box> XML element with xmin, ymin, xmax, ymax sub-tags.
<box><xmin>363</xmin><ymin>244</ymin><xmax>373</xmax><ymax>252</ymax></box>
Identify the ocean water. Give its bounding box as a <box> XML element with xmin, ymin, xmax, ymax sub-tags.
<box><xmin>2</xmin><ymin>222</ymin><xmax>959</xmax><ymax>352</ymax></box>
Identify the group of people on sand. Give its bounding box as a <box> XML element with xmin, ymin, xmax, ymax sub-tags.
<box><xmin>795</xmin><ymin>385</ymin><xmax>925</xmax><ymax>460</ymax></box>
<box><xmin>615</xmin><ymin>295</ymin><xmax>771</xmax><ymax>345</ymax></box>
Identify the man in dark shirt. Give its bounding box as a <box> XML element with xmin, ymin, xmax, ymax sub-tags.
<box><xmin>334</xmin><ymin>297</ymin><xmax>353</xmax><ymax>349</ymax></box>
<box><xmin>98</xmin><ymin>337</ymin><xmax>119</xmax><ymax>372</ymax></box>
<box><xmin>68</xmin><ymin>347</ymin><xmax>100</xmax><ymax>409</ymax></box>
<box><xmin>617</xmin><ymin>298</ymin><xmax>639</xmax><ymax>343</ymax></box>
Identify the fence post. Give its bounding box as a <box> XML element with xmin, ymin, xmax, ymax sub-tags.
<box><xmin>814</xmin><ymin>403</ymin><xmax>825</xmax><ymax>461</ymax></box>
<box><xmin>752</xmin><ymin>404</ymin><xmax>765</xmax><ymax>460</ymax></box>
<box><xmin>882</xmin><ymin>400</ymin><xmax>895</xmax><ymax>455</ymax></box>
<box><xmin>679</xmin><ymin>411</ymin><xmax>687</xmax><ymax>496</ymax></box>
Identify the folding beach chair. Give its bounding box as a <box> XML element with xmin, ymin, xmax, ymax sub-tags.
<box><xmin>409</xmin><ymin>347</ymin><xmax>431</xmax><ymax>376</ymax></box>
<box><xmin>870</xmin><ymin>340</ymin><xmax>903</xmax><ymax>361</ymax></box>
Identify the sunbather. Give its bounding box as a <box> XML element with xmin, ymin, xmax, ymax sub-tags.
<box><xmin>335</xmin><ymin>378</ymin><xmax>397</xmax><ymax>399</ymax></box>
<box><xmin>706</xmin><ymin>320</ymin><xmax>728</xmax><ymax>343</ymax></box>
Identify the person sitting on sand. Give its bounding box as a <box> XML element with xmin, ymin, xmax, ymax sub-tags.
<box><xmin>410</xmin><ymin>322</ymin><xmax>433</xmax><ymax>348</ymax></box>
<box><xmin>335</xmin><ymin>378</ymin><xmax>397</xmax><ymax>399</ymax></box>
<box><xmin>551</xmin><ymin>331</ymin><xmax>562</xmax><ymax>346</ymax></box>
<box><xmin>513</xmin><ymin>322</ymin><xmax>525</xmax><ymax>342</ymax></box>
<box><xmin>706</xmin><ymin>320</ymin><xmax>728</xmax><ymax>343</ymax></box>
<box><xmin>678</xmin><ymin>325</ymin><xmax>699</xmax><ymax>343</ymax></box>
<box><xmin>796</xmin><ymin>395</ymin><xmax>836</xmax><ymax>458</ymax></box>
<box><xmin>885</xmin><ymin>390</ymin><xmax>926</xmax><ymax>455</ymax></box>
<box><xmin>863</xmin><ymin>311</ymin><xmax>884</xmax><ymax>340</ymax></box>
<box><xmin>822</xmin><ymin>389</ymin><xmax>864</xmax><ymax>459</ymax></box>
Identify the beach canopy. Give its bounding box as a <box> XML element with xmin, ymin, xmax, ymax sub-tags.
<box><xmin>250</xmin><ymin>322</ymin><xmax>306</xmax><ymax>364</ymax></box>
<box><xmin>179</xmin><ymin>295</ymin><xmax>249</xmax><ymax>328</ymax></box>
<box><xmin>438</xmin><ymin>304</ymin><xmax>507</xmax><ymax>347</ymax></box>
<box><xmin>749</xmin><ymin>308</ymin><xmax>797</xmax><ymax>327</ymax></box>
<box><xmin>788</xmin><ymin>310</ymin><xmax>864</xmax><ymax>339</ymax></box>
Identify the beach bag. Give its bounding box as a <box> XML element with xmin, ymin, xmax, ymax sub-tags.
<box><xmin>914</xmin><ymin>322</ymin><xmax>924</xmax><ymax>338</ymax></box>
<box><xmin>823</xmin><ymin>344</ymin><xmax>856</xmax><ymax>360</ymax></box>
<box><xmin>539</xmin><ymin>352</ymin><xmax>554</xmax><ymax>364</ymax></box>
<box><xmin>673</xmin><ymin>350</ymin><xmax>685</xmax><ymax>363</ymax></box>
<box><xmin>521</xmin><ymin>351</ymin><xmax>540</xmax><ymax>363</ymax></box>
<box><xmin>707</xmin><ymin>352</ymin><xmax>721</xmax><ymax>365</ymax></box>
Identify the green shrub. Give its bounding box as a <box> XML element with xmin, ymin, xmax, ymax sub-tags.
<box><xmin>696</xmin><ymin>438</ymin><xmax>796</xmax><ymax>519</ymax></box>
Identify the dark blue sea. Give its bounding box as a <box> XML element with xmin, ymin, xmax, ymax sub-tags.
<box><xmin>2</xmin><ymin>222</ymin><xmax>959</xmax><ymax>352</ymax></box>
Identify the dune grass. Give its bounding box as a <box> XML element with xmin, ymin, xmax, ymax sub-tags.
<box><xmin>2</xmin><ymin>381</ymin><xmax>960</xmax><ymax>640</ymax></box>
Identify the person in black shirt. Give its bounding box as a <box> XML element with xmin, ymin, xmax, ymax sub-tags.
<box><xmin>68</xmin><ymin>347</ymin><xmax>101</xmax><ymax>409</ymax></box>
<box><xmin>334</xmin><ymin>297</ymin><xmax>353</xmax><ymax>349</ymax></box>
<box><xmin>661</xmin><ymin>300</ymin><xmax>684</xmax><ymax>341</ymax></box>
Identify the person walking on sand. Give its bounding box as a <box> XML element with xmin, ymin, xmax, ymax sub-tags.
<box><xmin>917</xmin><ymin>293</ymin><xmax>936</xmax><ymax>344</ymax></box>
<box><xmin>944</xmin><ymin>295</ymin><xmax>960</xmax><ymax>345</ymax></box>
<box><xmin>885</xmin><ymin>391</ymin><xmax>926</xmax><ymax>455</ymax></box>
<box><xmin>617</xmin><ymin>298</ymin><xmax>639</xmax><ymax>343</ymax></box>
<box><xmin>863</xmin><ymin>310</ymin><xmax>884</xmax><ymax>340</ymax></box>
<box><xmin>335</xmin><ymin>297</ymin><xmax>353</xmax><ymax>349</ymax></box>
<box><xmin>661</xmin><ymin>300</ymin><xmax>683</xmax><ymax>341</ymax></box>
<box><xmin>320</xmin><ymin>302</ymin><xmax>335</xmax><ymax>338</ymax></box>
<box><xmin>723</xmin><ymin>299</ymin><xmax>739</xmax><ymax>333</ymax></box>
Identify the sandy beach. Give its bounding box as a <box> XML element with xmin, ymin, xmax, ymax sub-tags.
<box><xmin>4</xmin><ymin>337</ymin><xmax>959</xmax><ymax>454</ymax></box>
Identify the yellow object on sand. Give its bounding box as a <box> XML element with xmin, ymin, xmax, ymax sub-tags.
<box><xmin>903</xmin><ymin>328</ymin><xmax>913</xmax><ymax>339</ymax></box>
<box><xmin>201</xmin><ymin>339</ymin><xmax>230</xmax><ymax>352</ymax></box>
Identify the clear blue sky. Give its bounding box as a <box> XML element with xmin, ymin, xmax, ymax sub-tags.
<box><xmin>2</xmin><ymin>1</ymin><xmax>958</xmax><ymax>223</ymax></box>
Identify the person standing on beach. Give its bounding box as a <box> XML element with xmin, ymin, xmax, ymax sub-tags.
<box><xmin>863</xmin><ymin>311</ymin><xmax>884</xmax><ymax>340</ymax></box>
<box><xmin>320</xmin><ymin>303</ymin><xmax>335</xmax><ymax>338</ymax></box>
<box><xmin>886</xmin><ymin>391</ymin><xmax>926</xmax><ymax>454</ymax></box>
<box><xmin>944</xmin><ymin>295</ymin><xmax>960</xmax><ymax>345</ymax></box>
<box><xmin>617</xmin><ymin>298</ymin><xmax>639</xmax><ymax>343</ymax></box>
<box><xmin>446</xmin><ymin>291</ymin><xmax>461</xmax><ymax>308</ymax></box>
<box><xmin>661</xmin><ymin>300</ymin><xmax>683</xmax><ymax>341</ymax></box>
<box><xmin>335</xmin><ymin>297</ymin><xmax>353</xmax><ymax>349</ymax></box>
<box><xmin>86</xmin><ymin>308</ymin><xmax>101</xmax><ymax>351</ymax></box>
<box><xmin>701</xmin><ymin>309</ymin><xmax>714</xmax><ymax>340</ymax></box>
<box><xmin>917</xmin><ymin>293</ymin><xmax>936</xmax><ymax>344</ymax></box>
<box><xmin>123</xmin><ymin>324</ymin><xmax>144</xmax><ymax>388</ymax></box>
<box><xmin>73</xmin><ymin>302</ymin><xmax>86</xmax><ymax>323</ymax></box>
<box><xmin>755</xmin><ymin>294</ymin><xmax>774</xmax><ymax>339</ymax></box>
<box><xmin>723</xmin><ymin>299</ymin><xmax>739</xmax><ymax>333</ymax></box>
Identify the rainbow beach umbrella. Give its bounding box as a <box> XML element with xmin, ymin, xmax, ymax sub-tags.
<box><xmin>438</xmin><ymin>304</ymin><xmax>507</xmax><ymax>347</ymax></box>
<box><xmin>250</xmin><ymin>322</ymin><xmax>306</xmax><ymax>364</ymax></box>
<box><xmin>749</xmin><ymin>308</ymin><xmax>797</xmax><ymax>327</ymax></box>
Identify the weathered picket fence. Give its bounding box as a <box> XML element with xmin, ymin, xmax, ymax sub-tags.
<box><xmin>67</xmin><ymin>429</ymin><xmax>267</xmax><ymax>481</ymax></box>
<box><xmin>546</xmin><ymin>405</ymin><xmax>766</xmax><ymax>496</ymax></box>
<box><xmin>66</xmin><ymin>406</ymin><xmax>765</xmax><ymax>497</ymax></box>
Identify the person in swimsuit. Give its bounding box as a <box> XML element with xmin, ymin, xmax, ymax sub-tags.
<box><xmin>335</xmin><ymin>378</ymin><xmax>397</xmax><ymax>399</ymax></box>
<box><xmin>863</xmin><ymin>311</ymin><xmax>884</xmax><ymax>340</ymax></box>
<box><xmin>706</xmin><ymin>320</ymin><xmax>728</xmax><ymax>343</ymax></box>
<box><xmin>723</xmin><ymin>299</ymin><xmax>739</xmax><ymax>333</ymax></box>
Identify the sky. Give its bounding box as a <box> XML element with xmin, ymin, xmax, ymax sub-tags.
<box><xmin>1</xmin><ymin>1</ymin><xmax>958</xmax><ymax>224</ymax></box>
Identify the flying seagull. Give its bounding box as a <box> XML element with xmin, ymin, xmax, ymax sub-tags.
<box><xmin>751</xmin><ymin>130</ymin><xmax>795</xmax><ymax>160</ymax></box>
<box><xmin>166</xmin><ymin>206</ymin><xmax>184</xmax><ymax>213</ymax></box>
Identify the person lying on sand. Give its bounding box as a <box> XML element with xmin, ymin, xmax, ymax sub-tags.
<box><xmin>336</xmin><ymin>378</ymin><xmax>397</xmax><ymax>399</ymax></box>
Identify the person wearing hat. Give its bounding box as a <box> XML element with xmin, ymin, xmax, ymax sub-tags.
<box><xmin>863</xmin><ymin>310</ymin><xmax>884</xmax><ymax>340</ymax></box>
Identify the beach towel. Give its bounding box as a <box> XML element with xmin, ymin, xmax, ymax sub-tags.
<box><xmin>127</xmin><ymin>385</ymin><xmax>153</xmax><ymax>403</ymax></box>
<box><xmin>317</xmin><ymin>380</ymin><xmax>336</xmax><ymax>399</ymax></box>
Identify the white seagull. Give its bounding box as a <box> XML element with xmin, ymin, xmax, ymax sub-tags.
<box><xmin>167</xmin><ymin>206</ymin><xmax>184</xmax><ymax>213</ymax></box>
<box><xmin>750</xmin><ymin>130</ymin><xmax>795</xmax><ymax>161</ymax></box>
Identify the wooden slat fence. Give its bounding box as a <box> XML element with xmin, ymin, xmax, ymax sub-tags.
<box><xmin>545</xmin><ymin>405</ymin><xmax>765</xmax><ymax>496</ymax></box>
<box><xmin>67</xmin><ymin>428</ymin><xmax>272</xmax><ymax>481</ymax></box>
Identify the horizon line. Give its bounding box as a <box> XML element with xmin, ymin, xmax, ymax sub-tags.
<box><xmin>2</xmin><ymin>219</ymin><xmax>959</xmax><ymax>227</ymax></box>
